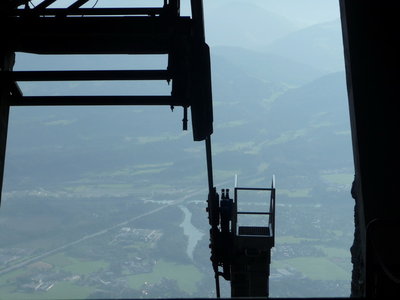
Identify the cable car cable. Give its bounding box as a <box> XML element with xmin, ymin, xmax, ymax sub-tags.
<box><xmin>205</xmin><ymin>136</ymin><xmax>213</xmax><ymax>193</ymax></box>
<box><xmin>204</xmin><ymin>135</ymin><xmax>221</xmax><ymax>298</ymax></box>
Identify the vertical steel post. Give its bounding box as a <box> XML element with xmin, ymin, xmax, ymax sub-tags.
<box><xmin>0</xmin><ymin>51</ymin><xmax>14</xmax><ymax>205</ymax></box>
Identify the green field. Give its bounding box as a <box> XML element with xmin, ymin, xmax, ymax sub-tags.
<box><xmin>125</xmin><ymin>260</ymin><xmax>203</xmax><ymax>294</ymax></box>
<box><xmin>0</xmin><ymin>252</ymin><xmax>108</xmax><ymax>300</ymax></box>
<box><xmin>279</xmin><ymin>188</ymin><xmax>312</xmax><ymax>198</ymax></box>
<box><xmin>0</xmin><ymin>282</ymin><xmax>94</xmax><ymax>300</ymax></box>
<box><xmin>276</xmin><ymin>235</ymin><xmax>320</xmax><ymax>244</ymax></box>
<box><xmin>0</xmin><ymin>269</ymin><xmax>94</xmax><ymax>300</ymax></box>
<box><xmin>318</xmin><ymin>246</ymin><xmax>350</xmax><ymax>258</ymax></box>
<box><xmin>43</xmin><ymin>252</ymin><xmax>109</xmax><ymax>275</ymax></box>
<box><xmin>321</xmin><ymin>173</ymin><xmax>353</xmax><ymax>186</ymax></box>
<box><xmin>0</xmin><ymin>269</ymin><xmax>25</xmax><ymax>286</ymax></box>
<box><xmin>273</xmin><ymin>257</ymin><xmax>349</xmax><ymax>280</ymax></box>
<box><xmin>46</xmin><ymin>281</ymin><xmax>93</xmax><ymax>299</ymax></box>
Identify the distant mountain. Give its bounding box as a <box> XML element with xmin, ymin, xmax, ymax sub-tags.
<box><xmin>211</xmin><ymin>51</ymin><xmax>286</xmax><ymax>106</ymax></box>
<box><xmin>268</xmin><ymin>71</ymin><xmax>349</xmax><ymax>130</ymax></box>
<box><xmin>265</xmin><ymin>19</ymin><xmax>345</xmax><ymax>72</ymax></box>
<box><xmin>5</xmin><ymin>58</ymin><xmax>352</xmax><ymax>198</ymax></box>
<box><xmin>205</xmin><ymin>1</ymin><xmax>296</xmax><ymax>49</ymax></box>
<box><xmin>212</xmin><ymin>46</ymin><xmax>327</xmax><ymax>86</ymax></box>
<box><xmin>265</xmin><ymin>71</ymin><xmax>352</xmax><ymax>170</ymax></box>
<box><xmin>247</xmin><ymin>0</ymin><xmax>341</xmax><ymax>27</ymax></box>
<box><xmin>209</xmin><ymin>71</ymin><xmax>352</xmax><ymax>189</ymax></box>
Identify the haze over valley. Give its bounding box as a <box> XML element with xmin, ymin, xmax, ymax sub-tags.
<box><xmin>0</xmin><ymin>1</ymin><xmax>354</xmax><ymax>298</ymax></box>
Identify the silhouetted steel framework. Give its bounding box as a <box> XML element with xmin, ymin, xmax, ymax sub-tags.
<box><xmin>0</xmin><ymin>0</ymin><xmax>212</xmax><ymax>139</ymax></box>
<box><xmin>207</xmin><ymin>179</ymin><xmax>275</xmax><ymax>297</ymax></box>
<box><xmin>0</xmin><ymin>0</ymin><xmax>275</xmax><ymax>298</ymax></box>
<box><xmin>2</xmin><ymin>1</ymin><xmax>397</xmax><ymax>298</ymax></box>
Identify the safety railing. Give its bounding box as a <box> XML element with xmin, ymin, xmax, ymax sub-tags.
<box><xmin>233</xmin><ymin>176</ymin><xmax>275</xmax><ymax>241</ymax></box>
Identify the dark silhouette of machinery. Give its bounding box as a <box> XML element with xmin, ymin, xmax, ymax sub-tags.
<box><xmin>207</xmin><ymin>179</ymin><xmax>275</xmax><ymax>297</ymax></box>
<box><xmin>1</xmin><ymin>0</ymin><xmax>400</xmax><ymax>298</ymax></box>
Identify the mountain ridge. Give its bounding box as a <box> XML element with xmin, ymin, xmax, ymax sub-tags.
<box><xmin>264</xmin><ymin>19</ymin><xmax>345</xmax><ymax>72</ymax></box>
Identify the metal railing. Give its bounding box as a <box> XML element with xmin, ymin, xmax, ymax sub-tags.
<box><xmin>233</xmin><ymin>175</ymin><xmax>276</xmax><ymax>240</ymax></box>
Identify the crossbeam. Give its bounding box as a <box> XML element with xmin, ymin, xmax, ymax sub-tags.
<box><xmin>6</xmin><ymin>17</ymin><xmax>191</xmax><ymax>54</ymax></box>
<box><xmin>68</xmin><ymin>0</ymin><xmax>90</xmax><ymax>10</ymax></box>
<box><xmin>34</xmin><ymin>0</ymin><xmax>57</xmax><ymax>10</ymax></box>
<box><xmin>12</xmin><ymin>8</ymin><xmax>164</xmax><ymax>16</ymax></box>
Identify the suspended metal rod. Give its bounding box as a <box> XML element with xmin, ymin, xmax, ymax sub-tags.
<box><xmin>215</xmin><ymin>272</ymin><xmax>221</xmax><ymax>298</ymax></box>
<box><xmin>205</xmin><ymin>135</ymin><xmax>221</xmax><ymax>298</ymax></box>
<box><xmin>195</xmin><ymin>0</ymin><xmax>220</xmax><ymax>296</ymax></box>
<box><xmin>205</xmin><ymin>135</ymin><xmax>214</xmax><ymax>193</ymax></box>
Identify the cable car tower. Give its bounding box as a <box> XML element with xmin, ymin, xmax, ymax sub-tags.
<box><xmin>207</xmin><ymin>177</ymin><xmax>276</xmax><ymax>297</ymax></box>
<box><xmin>0</xmin><ymin>0</ymin><xmax>275</xmax><ymax>297</ymax></box>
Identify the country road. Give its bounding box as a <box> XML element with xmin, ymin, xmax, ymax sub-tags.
<box><xmin>0</xmin><ymin>187</ymin><xmax>206</xmax><ymax>276</ymax></box>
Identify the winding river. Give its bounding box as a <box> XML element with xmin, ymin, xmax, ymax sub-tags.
<box><xmin>179</xmin><ymin>205</ymin><xmax>204</xmax><ymax>260</ymax></box>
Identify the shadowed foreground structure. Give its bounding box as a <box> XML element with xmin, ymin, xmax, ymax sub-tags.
<box><xmin>1</xmin><ymin>0</ymin><xmax>400</xmax><ymax>298</ymax></box>
<box><xmin>340</xmin><ymin>1</ymin><xmax>400</xmax><ymax>297</ymax></box>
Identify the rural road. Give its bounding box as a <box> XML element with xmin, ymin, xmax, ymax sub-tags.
<box><xmin>0</xmin><ymin>187</ymin><xmax>207</xmax><ymax>276</ymax></box>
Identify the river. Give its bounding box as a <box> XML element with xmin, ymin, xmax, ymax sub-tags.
<box><xmin>179</xmin><ymin>205</ymin><xmax>204</xmax><ymax>260</ymax></box>
<box><xmin>0</xmin><ymin>190</ymin><xmax>205</xmax><ymax>276</ymax></box>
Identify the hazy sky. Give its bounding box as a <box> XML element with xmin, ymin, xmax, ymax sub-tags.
<box><xmin>26</xmin><ymin>0</ymin><xmax>341</xmax><ymax>51</ymax></box>
<box><xmin>28</xmin><ymin>0</ymin><xmax>340</xmax><ymax>26</ymax></box>
<box><xmin>199</xmin><ymin>0</ymin><xmax>339</xmax><ymax>27</ymax></box>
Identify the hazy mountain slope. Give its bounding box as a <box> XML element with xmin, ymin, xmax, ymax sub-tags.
<box><xmin>268</xmin><ymin>71</ymin><xmax>349</xmax><ymax>131</ymax></box>
<box><xmin>212</xmin><ymin>46</ymin><xmax>327</xmax><ymax>86</ymax></box>
<box><xmin>3</xmin><ymin>49</ymin><xmax>353</xmax><ymax>300</ymax></box>
<box><xmin>265</xmin><ymin>71</ymin><xmax>352</xmax><ymax>178</ymax></box>
<box><xmin>5</xmin><ymin>53</ymin><xmax>284</xmax><ymax>190</ymax></box>
<box><xmin>265</xmin><ymin>19</ymin><xmax>345</xmax><ymax>72</ymax></box>
<box><xmin>211</xmin><ymin>52</ymin><xmax>287</xmax><ymax>104</ymax></box>
<box><xmin>248</xmin><ymin>0</ymin><xmax>340</xmax><ymax>26</ymax></box>
<box><xmin>205</xmin><ymin>2</ymin><xmax>296</xmax><ymax>49</ymax></box>
<box><xmin>202</xmin><ymin>0</ymin><xmax>340</xmax><ymax>28</ymax></box>
<box><xmin>4</xmin><ymin>58</ymin><xmax>352</xmax><ymax>200</ymax></box>
<box><xmin>210</xmin><ymin>71</ymin><xmax>352</xmax><ymax>191</ymax></box>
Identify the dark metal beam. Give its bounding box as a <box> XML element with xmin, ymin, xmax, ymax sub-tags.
<box><xmin>12</xmin><ymin>7</ymin><xmax>164</xmax><ymax>16</ymax></box>
<box><xmin>9</xmin><ymin>95</ymin><xmax>185</xmax><ymax>106</ymax></box>
<box><xmin>68</xmin><ymin>0</ymin><xmax>89</xmax><ymax>10</ymax></box>
<box><xmin>340</xmin><ymin>0</ymin><xmax>400</xmax><ymax>297</ymax></box>
<box><xmin>8</xmin><ymin>0</ymin><xmax>29</xmax><ymax>9</ymax></box>
<box><xmin>6</xmin><ymin>16</ymin><xmax>191</xmax><ymax>54</ymax></box>
<box><xmin>0</xmin><ymin>51</ymin><xmax>14</xmax><ymax>205</ymax></box>
<box><xmin>190</xmin><ymin>0</ymin><xmax>205</xmax><ymax>43</ymax></box>
<box><xmin>34</xmin><ymin>0</ymin><xmax>57</xmax><ymax>10</ymax></box>
<box><xmin>9</xmin><ymin>81</ymin><xmax>22</xmax><ymax>98</ymax></box>
<box><xmin>4</xmin><ymin>70</ymin><xmax>171</xmax><ymax>81</ymax></box>
<box><xmin>188</xmin><ymin>0</ymin><xmax>213</xmax><ymax>141</ymax></box>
